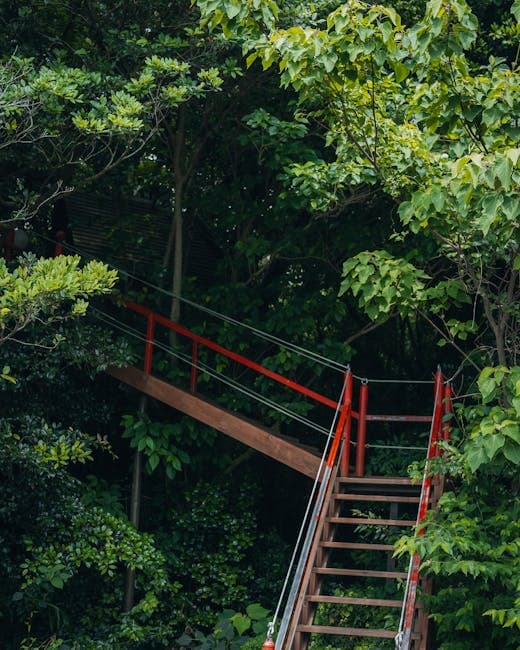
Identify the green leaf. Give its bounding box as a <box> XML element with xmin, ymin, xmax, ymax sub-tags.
<box><xmin>501</xmin><ymin>422</ymin><xmax>520</xmax><ymax>444</ymax></box>
<box><xmin>393</xmin><ymin>61</ymin><xmax>409</xmax><ymax>82</ymax></box>
<box><xmin>466</xmin><ymin>442</ymin><xmax>489</xmax><ymax>472</ymax></box>
<box><xmin>482</xmin><ymin>433</ymin><xmax>505</xmax><ymax>460</ymax></box>
<box><xmin>479</xmin><ymin>195</ymin><xmax>501</xmax><ymax>235</ymax></box>
<box><xmin>494</xmin><ymin>156</ymin><xmax>513</xmax><ymax>190</ymax></box>
<box><xmin>231</xmin><ymin>613</ymin><xmax>250</xmax><ymax>636</ymax></box>
<box><xmin>502</xmin><ymin>442</ymin><xmax>520</xmax><ymax>464</ymax></box>
<box><xmin>50</xmin><ymin>576</ymin><xmax>64</xmax><ymax>589</ymax></box>
<box><xmin>512</xmin><ymin>397</ymin><xmax>520</xmax><ymax>418</ymax></box>
<box><xmin>512</xmin><ymin>0</ymin><xmax>520</xmax><ymax>22</ymax></box>
<box><xmin>478</xmin><ymin>369</ymin><xmax>497</xmax><ymax>403</ymax></box>
<box><xmin>246</xmin><ymin>603</ymin><xmax>270</xmax><ymax>620</ymax></box>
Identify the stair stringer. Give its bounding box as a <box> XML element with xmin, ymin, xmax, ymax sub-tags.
<box><xmin>280</xmin><ymin>456</ymin><xmax>342</xmax><ymax>650</ymax></box>
<box><xmin>107</xmin><ymin>365</ymin><xmax>322</xmax><ymax>479</ymax></box>
<box><xmin>294</xmin><ymin>475</ymin><xmax>344</xmax><ymax>650</ymax></box>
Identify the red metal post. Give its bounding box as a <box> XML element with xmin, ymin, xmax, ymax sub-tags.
<box><xmin>55</xmin><ymin>230</ymin><xmax>66</xmax><ymax>256</ymax></box>
<box><xmin>399</xmin><ymin>368</ymin><xmax>445</xmax><ymax>647</ymax></box>
<box><xmin>325</xmin><ymin>373</ymin><xmax>352</xmax><ymax>469</ymax></box>
<box><xmin>355</xmin><ymin>381</ymin><xmax>369</xmax><ymax>477</ymax></box>
<box><xmin>340</xmin><ymin>371</ymin><xmax>353</xmax><ymax>476</ymax></box>
<box><xmin>431</xmin><ymin>369</ymin><xmax>444</xmax><ymax>457</ymax></box>
<box><xmin>143</xmin><ymin>314</ymin><xmax>155</xmax><ymax>374</ymax></box>
<box><xmin>442</xmin><ymin>383</ymin><xmax>453</xmax><ymax>443</ymax></box>
<box><xmin>190</xmin><ymin>342</ymin><xmax>198</xmax><ymax>394</ymax></box>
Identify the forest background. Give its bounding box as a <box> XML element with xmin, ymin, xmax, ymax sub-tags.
<box><xmin>0</xmin><ymin>0</ymin><xmax>519</xmax><ymax>648</ymax></box>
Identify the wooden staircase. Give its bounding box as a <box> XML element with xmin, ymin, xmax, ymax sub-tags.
<box><xmin>103</xmin><ymin>300</ymin><xmax>451</xmax><ymax>650</ymax></box>
<box><xmin>288</xmin><ymin>476</ymin><xmax>429</xmax><ymax>650</ymax></box>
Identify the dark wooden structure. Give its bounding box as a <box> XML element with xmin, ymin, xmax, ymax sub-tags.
<box><xmin>66</xmin><ymin>192</ymin><xmax>220</xmax><ymax>281</ymax></box>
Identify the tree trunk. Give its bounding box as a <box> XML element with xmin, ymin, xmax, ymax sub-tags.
<box><xmin>168</xmin><ymin>118</ymin><xmax>186</xmax><ymax>349</ymax></box>
<box><xmin>123</xmin><ymin>395</ymin><xmax>146</xmax><ymax>612</ymax></box>
<box><xmin>170</xmin><ymin>176</ymin><xmax>183</xmax><ymax>326</ymax></box>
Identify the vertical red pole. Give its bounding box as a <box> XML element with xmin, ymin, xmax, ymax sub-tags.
<box><xmin>442</xmin><ymin>383</ymin><xmax>453</xmax><ymax>444</ymax></box>
<box><xmin>340</xmin><ymin>371</ymin><xmax>353</xmax><ymax>476</ymax></box>
<box><xmin>55</xmin><ymin>230</ymin><xmax>66</xmax><ymax>256</ymax></box>
<box><xmin>144</xmin><ymin>314</ymin><xmax>155</xmax><ymax>374</ymax></box>
<box><xmin>190</xmin><ymin>342</ymin><xmax>198</xmax><ymax>394</ymax></box>
<box><xmin>325</xmin><ymin>372</ymin><xmax>353</xmax><ymax>469</ymax></box>
<box><xmin>355</xmin><ymin>381</ymin><xmax>369</xmax><ymax>477</ymax></box>
<box><xmin>431</xmin><ymin>369</ymin><xmax>444</xmax><ymax>457</ymax></box>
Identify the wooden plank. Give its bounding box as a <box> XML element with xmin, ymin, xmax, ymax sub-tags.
<box><xmin>297</xmin><ymin>624</ymin><xmax>397</xmax><ymax>638</ymax></box>
<box><xmin>107</xmin><ymin>366</ymin><xmax>322</xmax><ymax>479</ymax></box>
<box><xmin>333</xmin><ymin>493</ymin><xmax>420</xmax><ymax>503</ymax></box>
<box><xmin>327</xmin><ymin>516</ymin><xmax>415</xmax><ymax>526</ymax></box>
<box><xmin>313</xmin><ymin>567</ymin><xmax>408</xmax><ymax>579</ymax></box>
<box><xmin>338</xmin><ymin>476</ymin><xmax>413</xmax><ymax>485</ymax></box>
<box><xmin>306</xmin><ymin>595</ymin><xmax>403</xmax><ymax>607</ymax></box>
<box><xmin>319</xmin><ymin>541</ymin><xmax>394</xmax><ymax>551</ymax></box>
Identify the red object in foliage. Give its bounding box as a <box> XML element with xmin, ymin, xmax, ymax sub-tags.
<box><xmin>262</xmin><ymin>639</ymin><xmax>275</xmax><ymax>650</ymax></box>
<box><xmin>55</xmin><ymin>230</ymin><xmax>66</xmax><ymax>256</ymax></box>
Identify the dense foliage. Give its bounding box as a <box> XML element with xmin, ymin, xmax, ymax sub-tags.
<box><xmin>0</xmin><ymin>0</ymin><xmax>519</xmax><ymax>647</ymax></box>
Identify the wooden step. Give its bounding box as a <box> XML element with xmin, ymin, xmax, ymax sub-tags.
<box><xmin>338</xmin><ymin>476</ymin><xmax>413</xmax><ymax>485</ymax></box>
<box><xmin>297</xmin><ymin>624</ymin><xmax>397</xmax><ymax>638</ymax></box>
<box><xmin>306</xmin><ymin>595</ymin><xmax>403</xmax><ymax>607</ymax></box>
<box><xmin>327</xmin><ymin>516</ymin><xmax>415</xmax><ymax>527</ymax></box>
<box><xmin>319</xmin><ymin>541</ymin><xmax>395</xmax><ymax>551</ymax></box>
<box><xmin>333</xmin><ymin>493</ymin><xmax>420</xmax><ymax>503</ymax></box>
<box><xmin>313</xmin><ymin>567</ymin><xmax>408</xmax><ymax>579</ymax></box>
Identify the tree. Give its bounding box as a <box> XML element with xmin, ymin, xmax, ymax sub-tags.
<box><xmin>195</xmin><ymin>0</ymin><xmax>520</xmax><ymax>646</ymax></box>
<box><xmin>1</xmin><ymin>0</ymin><xmax>228</xmax><ymax>328</ymax></box>
<box><xmin>197</xmin><ymin>0</ymin><xmax>519</xmax><ymax>370</ymax></box>
<box><xmin>0</xmin><ymin>54</ymin><xmax>150</xmax><ymax>222</ymax></box>
<box><xmin>0</xmin><ymin>253</ymin><xmax>175</xmax><ymax>647</ymax></box>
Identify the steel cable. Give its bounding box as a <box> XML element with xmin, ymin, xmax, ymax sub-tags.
<box><xmin>33</xmin><ymin>233</ymin><xmax>349</xmax><ymax>373</ymax></box>
<box><xmin>92</xmin><ymin>308</ymin><xmax>331</xmax><ymax>436</ymax></box>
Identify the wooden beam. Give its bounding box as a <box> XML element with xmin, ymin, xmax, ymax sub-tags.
<box><xmin>107</xmin><ymin>366</ymin><xmax>322</xmax><ymax>480</ymax></box>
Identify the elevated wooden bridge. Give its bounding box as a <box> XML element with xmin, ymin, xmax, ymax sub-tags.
<box><xmin>104</xmin><ymin>298</ymin><xmax>453</xmax><ymax>650</ymax></box>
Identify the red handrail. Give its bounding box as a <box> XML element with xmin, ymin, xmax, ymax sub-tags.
<box><xmin>397</xmin><ymin>369</ymin><xmax>452</xmax><ymax>649</ymax></box>
<box><xmin>120</xmin><ymin>299</ymin><xmax>438</xmax><ymax>478</ymax></box>
<box><xmin>123</xmin><ymin>299</ymin><xmax>341</xmax><ymax>412</ymax></box>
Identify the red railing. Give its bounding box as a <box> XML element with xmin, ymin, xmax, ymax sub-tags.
<box><xmin>121</xmin><ymin>299</ymin><xmax>436</xmax><ymax>477</ymax></box>
<box><xmin>273</xmin><ymin>369</ymin><xmax>353</xmax><ymax>649</ymax></box>
<box><xmin>124</xmin><ymin>299</ymin><xmax>341</xmax><ymax>411</ymax></box>
<box><xmin>396</xmin><ymin>370</ymin><xmax>453</xmax><ymax>649</ymax></box>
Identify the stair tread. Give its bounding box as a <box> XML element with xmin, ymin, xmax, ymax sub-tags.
<box><xmin>313</xmin><ymin>567</ymin><xmax>408</xmax><ymax>579</ymax></box>
<box><xmin>296</xmin><ymin>624</ymin><xmax>398</xmax><ymax>638</ymax></box>
<box><xmin>333</xmin><ymin>493</ymin><xmax>420</xmax><ymax>503</ymax></box>
<box><xmin>320</xmin><ymin>541</ymin><xmax>395</xmax><ymax>551</ymax></box>
<box><xmin>338</xmin><ymin>476</ymin><xmax>413</xmax><ymax>485</ymax></box>
<box><xmin>306</xmin><ymin>595</ymin><xmax>403</xmax><ymax>607</ymax></box>
<box><xmin>327</xmin><ymin>516</ymin><xmax>415</xmax><ymax>526</ymax></box>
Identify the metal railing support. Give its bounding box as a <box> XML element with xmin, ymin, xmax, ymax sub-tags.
<box><xmin>275</xmin><ymin>372</ymin><xmax>352</xmax><ymax>649</ymax></box>
<box><xmin>355</xmin><ymin>381</ymin><xmax>369</xmax><ymax>476</ymax></box>
<box><xmin>144</xmin><ymin>313</ymin><xmax>155</xmax><ymax>374</ymax></box>
<box><xmin>396</xmin><ymin>369</ymin><xmax>446</xmax><ymax>650</ymax></box>
<box><xmin>340</xmin><ymin>372</ymin><xmax>353</xmax><ymax>476</ymax></box>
